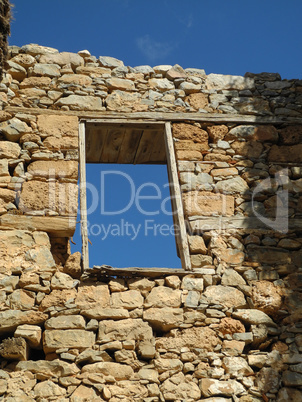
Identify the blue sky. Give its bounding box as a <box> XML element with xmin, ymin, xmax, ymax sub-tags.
<box><xmin>9</xmin><ymin>0</ymin><xmax>302</xmax><ymax>78</ymax></box>
<box><xmin>8</xmin><ymin>1</ymin><xmax>302</xmax><ymax>268</ymax></box>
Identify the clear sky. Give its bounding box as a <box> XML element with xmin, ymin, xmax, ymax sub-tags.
<box><xmin>8</xmin><ymin>0</ymin><xmax>302</xmax><ymax>268</ymax></box>
<box><xmin>9</xmin><ymin>0</ymin><xmax>302</xmax><ymax>79</ymax></box>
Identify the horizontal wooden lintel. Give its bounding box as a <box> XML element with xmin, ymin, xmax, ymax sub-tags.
<box><xmin>5</xmin><ymin>106</ymin><xmax>302</xmax><ymax>125</ymax></box>
<box><xmin>0</xmin><ymin>214</ymin><xmax>76</xmax><ymax>237</ymax></box>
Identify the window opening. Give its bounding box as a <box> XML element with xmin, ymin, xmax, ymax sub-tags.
<box><xmin>78</xmin><ymin>120</ymin><xmax>191</xmax><ymax>271</ymax></box>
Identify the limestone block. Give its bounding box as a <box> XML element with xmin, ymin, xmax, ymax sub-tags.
<box><xmin>231</xmin><ymin>140</ymin><xmax>263</xmax><ymax>158</ymax></box>
<box><xmin>182</xmin><ymin>275</ymin><xmax>204</xmax><ymax>291</ymax></box>
<box><xmin>191</xmin><ymin>254</ymin><xmax>213</xmax><ymax>268</ymax></box>
<box><xmin>221</xmin><ymin>269</ymin><xmax>246</xmax><ymax>286</ymax></box>
<box><xmin>277</xmin><ymin>387</ymin><xmax>302</xmax><ymax>401</ymax></box>
<box><xmin>20</xmin><ymin>76</ymin><xmax>52</xmax><ymax>89</ymax></box>
<box><xmin>37</xmin><ymin>114</ymin><xmax>78</xmax><ymax>138</ymax></box>
<box><xmin>173</xmin><ymin>122</ymin><xmax>208</xmax><ymax>145</ymax></box>
<box><xmin>222</xmin><ymin>340</ymin><xmax>245</xmax><ymax>355</ymax></box>
<box><xmin>165</xmin><ymin>275</ymin><xmax>181</xmax><ymax>289</ymax></box>
<box><xmin>14</xmin><ymin>325</ymin><xmax>42</xmax><ymax>348</ymax></box>
<box><xmin>39</xmin><ymin>289</ymin><xmax>77</xmax><ymax>311</ymax></box>
<box><xmin>148</xmin><ymin>78</ymin><xmax>174</xmax><ymax>92</ymax></box>
<box><xmin>33</xmin><ymin>380</ymin><xmax>66</xmax><ymax>398</ymax></box>
<box><xmin>251</xmin><ymin>281</ymin><xmax>282</xmax><ymax>316</ymax></box>
<box><xmin>18</xmin><ymin>180</ymin><xmax>78</xmax><ymax>215</ymax></box>
<box><xmin>70</xmin><ymin>384</ymin><xmax>99</xmax><ymax>400</ymax></box>
<box><xmin>106</xmin><ymin>77</ymin><xmax>135</xmax><ymax>91</ymax></box>
<box><xmin>45</xmin><ymin>315</ymin><xmax>85</xmax><ymax>330</ymax></box>
<box><xmin>6</xmin><ymin>60</ymin><xmax>27</xmax><ymax>81</ymax></box>
<box><xmin>206</xmin><ymin>73</ymin><xmax>254</xmax><ymax>90</ymax></box>
<box><xmin>0</xmin><ymin>310</ymin><xmax>47</xmax><ymax>334</ymax></box>
<box><xmin>97</xmin><ymin>318</ymin><xmax>153</xmax><ymax>343</ymax></box>
<box><xmin>63</xmin><ymin>252</ymin><xmax>82</xmax><ymax>279</ymax></box>
<box><xmin>228</xmin><ymin>124</ymin><xmax>278</xmax><ymax>142</ymax></box>
<box><xmin>75</xmin><ymin>283</ymin><xmax>110</xmax><ymax>310</ymax></box>
<box><xmin>144</xmin><ymin>286</ymin><xmax>182</xmax><ymax>308</ymax></box>
<box><xmin>217</xmin><ymin>317</ymin><xmax>245</xmax><ymax>335</ymax></box>
<box><xmin>215</xmin><ymin>176</ymin><xmax>249</xmax><ymax>194</ymax></box>
<box><xmin>160</xmin><ymin>372</ymin><xmax>201</xmax><ymax>400</ymax></box>
<box><xmin>128</xmin><ymin>277</ymin><xmax>155</xmax><ymax>292</ymax></box>
<box><xmin>183</xmin><ymin>191</ymin><xmax>234</xmax><ymax>216</ymax></box>
<box><xmin>106</xmin><ymin>90</ymin><xmax>141</xmax><ymax>111</ymax></box>
<box><xmin>22</xmin><ymin>44</ymin><xmax>58</xmax><ymax>55</ymax></box>
<box><xmin>0</xmin><ymin>275</ymin><xmax>19</xmax><ymax>291</ymax></box>
<box><xmin>138</xmin><ymin>368</ymin><xmax>158</xmax><ymax>383</ymax></box>
<box><xmin>200</xmin><ymin>378</ymin><xmax>245</xmax><ymax>397</ymax></box>
<box><xmin>156</xmin><ymin>326</ymin><xmax>221</xmax><ymax>351</ymax></box>
<box><xmin>143</xmin><ymin>307</ymin><xmax>184</xmax><ymax>331</ymax></box>
<box><xmin>247</xmin><ymin>246</ymin><xmax>291</xmax><ymax>265</ymax></box>
<box><xmin>222</xmin><ymin>356</ymin><xmax>254</xmax><ymax>377</ymax></box>
<box><xmin>257</xmin><ymin>367</ymin><xmax>280</xmax><ymax>393</ymax></box>
<box><xmin>40</xmin><ymin>52</ymin><xmax>84</xmax><ymax>69</ymax></box>
<box><xmin>43</xmin><ymin>329</ymin><xmax>95</xmax><ymax>354</ymax></box>
<box><xmin>55</xmin><ymin>95</ymin><xmax>104</xmax><ymax>111</ymax></box>
<box><xmin>0</xmin><ymin>141</ymin><xmax>21</xmax><ymax>158</ymax></box>
<box><xmin>0</xmin><ymin>118</ymin><xmax>31</xmax><ymax>142</ymax></box>
<box><xmin>51</xmin><ymin>272</ymin><xmax>76</xmax><ymax>290</ymax></box>
<box><xmin>136</xmin><ymin>340</ymin><xmax>156</xmax><ymax>359</ymax></box>
<box><xmin>81</xmin><ymin>362</ymin><xmax>133</xmax><ymax>380</ymax></box>
<box><xmin>33</xmin><ymin>63</ymin><xmax>61</xmax><ymax>77</ymax></box>
<box><xmin>42</xmin><ymin>135</ymin><xmax>78</xmax><ymax>151</ymax></box>
<box><xmin>8</xmin><ymin>289</ymin><xmax>35</xmax><ymax>310</ymax></box>
<box><xmin>0</xmin><ymin>337</ymin><xmax>28</xmax><ymax>361</ymax></box>
<box><xmin>99</xmin><ymin>56</ymin><xmax>124</xmax><ymax>68</ymax></box>
<box><xmin>16</xmin><ymin>359</ymin><xmax>80</xmax><ymax>378</ymax></box>
<box><xmin>154</xmin><ymin>358</ymin><xmax>183</xmax><ymax>374</ymax></box>
<box><xmin>110</xmin><ymin>290</ymin><xmax>144</xmax><ymax>310</ymax></box>
<box><xmin>203</xmin><ymin>285</ymin><xmax>246</xmax><ymax>308</ymax></box>
<box><xmin>207</xmin><ymin>125</ymin><xmax>229</xmax><ymax>142</ymax></box>
<box><xmin>76</xmin><ymin>65</ymin><xmax>111</xmax><ymax>75</ymax></box>
<box><xmin>81</xmin><ymin>307</ymin><xmax>129</xmax><ymax>320</ymax></box>
<box><xmin>27</xmin><ymin>160</ymin><xmax>78</xmax><ymax>179</ymax></box>
<box><xmin>185</xmin><ymin>93</ymin><xmax>208</xmax><ymax>110</ymax></box>
<box><xmin>232</xmin><ymin>309</ymin><xmax>277</xmax><ymax>326</ymax></box>
<box><xmin>58</xmin><ymin>74</ymin><xmax>92</xmax><ymax>86</ymax></box>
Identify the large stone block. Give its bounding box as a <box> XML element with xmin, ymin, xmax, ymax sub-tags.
<box><xmin>18</xmin><ymin>180</ymin><xmax>78</xmax><ymax>216</ymax></box>
<box><xmin>14</xmin><ymin>325</ymin><xmax>42</xmax><ymax>348</ymax></box>
<box><xmin>16</xmin><ymin>359</ymin><xmax>80</xmax><ymax>378</ymax></box>
<box><xmin>203</xmin><ymin>285</ymin><xmax>246</xmax><ymax>308</ymax></box>
<box><xmin>110</xmin><ymin>290</ymin><xmax>144</xmax><ymax>310</ymax></box>
<box><xmin>55</xmin><ymin>95</ymin><xmax>104</xmax><ymax>111</ymax></box>
<box><xmin>75</xmin><ymin>283</ymin><xmax>110</xmax><ymax>310</ymax></box>
<box><xmin>268</xmin><ymin>144</ymin><xmax>302</xmax><ymax>163</ymax></box>
<box><xmin>97</xmin><ymin>318</ymin><xmax>153</xmax><ymax>344</ymax></box>
<box><xmin>81</xmin><ymin>362</ymin><xmax>133</xmax><ymax>380</ymax></box>
<box><xmin>0</xmin><ymin>310</ymin><xmax>47</xmax><ymax>334</ymax></box>
<box><xmin>37</xmin><ymin>115</ymin><xmax>78</xmax><ymax>138</ymax></box>
<box><xmin>144</xmin><ymin>286</ymin><xmax>182</xmax><ymax>308</ymax></box>
<box><xmin>40</xmin><ymin>52</ymin><xmax>84</xmax><ymax>69</ymax></box>
<box><xmin>182</xmin><ymin>191</ymin><xmax>234</xmax><ymax>216</ymax></box>
<box><xmin>27</xmin><ymin>161</ymin><xmax>78</xmax><ymax>180</ymax></box>
<box><xmin>43</xmin><ymin>330</ymin><xmax>95</xmax><ymax>354</ymax></box>
<box><xmin>143</xmin><ymin>308</ymin><xmax>184</xmax><ymax>331</ymax></box>
<box><xmin>0</xmin><ymin>141</ymin><xmax>21</xmax><ymax>158</ymax></box>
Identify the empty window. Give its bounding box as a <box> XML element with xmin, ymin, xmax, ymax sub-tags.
<box><xmin>78</xmin><ymin>120</ymin><xmax>191</xmax><ymax>270</ymax></box>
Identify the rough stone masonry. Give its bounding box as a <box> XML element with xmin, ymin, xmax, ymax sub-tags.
<box><xmin>0</xmin><ymin>43</ymin><xmax>301</xmax><ymax>400</ymax></box>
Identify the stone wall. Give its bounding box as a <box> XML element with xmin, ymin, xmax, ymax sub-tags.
<box><xmin>0</xmin><ymin>44</ymin><xmax>301</xmax><ymax>401</ymax></box>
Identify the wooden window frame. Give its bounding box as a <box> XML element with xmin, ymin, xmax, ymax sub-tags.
<box><xmin>79</xmin><ymin>120</ymin><xmax>191</xmax><ymax>271</ymax></box>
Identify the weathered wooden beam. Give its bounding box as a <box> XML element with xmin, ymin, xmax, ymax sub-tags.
<box><xmin>84</xmin><ymin>265</ymin><xmax>211</xmax><ymax>278</ymax></box>
<box><xmin>189</xmin><ymin>216</ymin><xmax>302</xmax><ymax>232</ymax></box>
<box><xmin>5</xmin><ymin>106</ymin><xmax>302</xmax><ymax>124</ymax></box>
<box><xmin>0</xmin><ymin>214</ymin><xmax>76</xmax><ymax>237</ymax></box>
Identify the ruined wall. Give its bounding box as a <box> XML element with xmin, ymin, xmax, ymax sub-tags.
<box><xmin>0</xmin><ymin>44</ymin><xmax>301</xmax><ymax>401</ymax></box>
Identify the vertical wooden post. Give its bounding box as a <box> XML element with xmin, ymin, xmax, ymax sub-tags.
<box><xmin>79</xmin><ymin>121</ymin><xmax>89</xmax><ymax>270</ymax></box>
<box><xmin>164</xmin><ymin>122</ymin><xmax>192</xmax><ymax>271</ymax></box>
